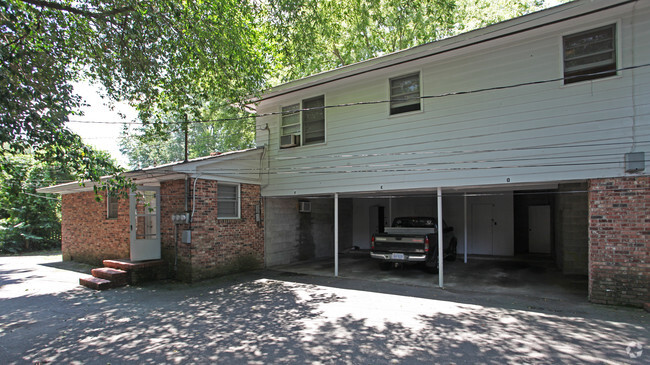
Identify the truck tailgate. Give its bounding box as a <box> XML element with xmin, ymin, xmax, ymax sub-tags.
<box><xmin>373</xmin><ymin>235</ymin><xmax>427</xmax><ymax>253</ymax></box>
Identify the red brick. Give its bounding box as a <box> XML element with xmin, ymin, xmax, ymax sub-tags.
<box><xmin>589</xmin><ymin>177</ymin><xmax>650</xmax><ymax>307</ymax></box>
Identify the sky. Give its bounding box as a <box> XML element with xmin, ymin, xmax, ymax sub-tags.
<box><xmin>65</xmin><ymin>82</ymin><xmax>135</xmax><ymax>167</ymax></box>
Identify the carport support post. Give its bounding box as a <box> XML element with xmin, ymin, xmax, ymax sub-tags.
<box><xmin>437</xmin><ymin>187</ymin><xmax>444</xmax><ymax>288</ymax></box>
<box><xmin>334</xmin><ymin>193</ymin><xmax>339</xmax><ymax>277</ymax></box>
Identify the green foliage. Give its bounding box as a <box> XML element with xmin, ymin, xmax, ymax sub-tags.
<box><xmin>119</xmin><ymin>105</ymin><xmax>256</xmax><ymax>168</ymax></box>
<box><xmin>1</xmin><ymin>0</ymin><xmax>270</xmax><ymax>186</ymax></box>
<box><xmin>0</xmin><ymin>153</ymin><xmax>67</xmax><ymax>253</ymax></box>
<box><xmin>263</xmin><ymin>0</ymin><xmax>563</xmax><ymax>81</ymax></box>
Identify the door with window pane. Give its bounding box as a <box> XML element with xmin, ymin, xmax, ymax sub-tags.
<box><xmin>129</xmin><ymin>186</ymin><xmax>161</xmax><ymax>261</ymax></box>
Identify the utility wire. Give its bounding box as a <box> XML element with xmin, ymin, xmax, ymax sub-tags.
<box><xmin>65</xmin><ymin>62</ymin><xmax>650</xmax><ymax>125</ymax></box>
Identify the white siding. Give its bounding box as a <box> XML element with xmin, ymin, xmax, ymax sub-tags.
<box><xmin>256</xmin><ymin>2</ymin><xmax>650</xmax><ymax>197</ymax></box>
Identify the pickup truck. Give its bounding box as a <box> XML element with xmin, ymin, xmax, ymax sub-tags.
<box><xmin>370</xmin><ymin>216</ymin><xmax>457</xmax><ymax>272</ymax></box>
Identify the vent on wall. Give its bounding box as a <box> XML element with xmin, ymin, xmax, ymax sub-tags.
<box><xmin>299</xmin><ymin>201</ymin><xmax>311</xmax><ymax>213</ymax></box>
<box><xmin>625</xmin><ymin>152</ymin><xmax>645</xmax><ymax>173</ymax></box>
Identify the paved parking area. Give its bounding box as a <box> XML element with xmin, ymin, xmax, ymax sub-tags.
<box><xmin>274</xmin><ymin>253</ymin><xmax>588</xmax><ymax>302</ymax></box>
<box><xmin>0</xmin><ymin>254</ymin><xmax>648</xmax><ymax>364</ymax></box>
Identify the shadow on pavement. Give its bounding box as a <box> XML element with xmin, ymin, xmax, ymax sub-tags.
<box><xmin>0</xmin><ymin>267</ymin><xmax>647</xmax><ymax>364</ymax></box>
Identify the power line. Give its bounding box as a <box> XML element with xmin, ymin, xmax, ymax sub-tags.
<box><xmin>65</xmin><ymin>62</ymin><xmax>650</xmax><ymax>126</ymax></box>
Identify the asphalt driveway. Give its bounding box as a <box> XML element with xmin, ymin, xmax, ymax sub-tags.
<box><xmin>0</xmin><ymin>254</ymin><xmax>648</xmax><ymax>364</ymax></box>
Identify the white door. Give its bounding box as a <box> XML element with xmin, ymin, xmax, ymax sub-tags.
<box><xmin>529</xmin><ymin>205</ymin><xmax>551</xmax><ymax>254</ymax></box>
<box><xmin>129</xmin><ymin>187</ymin><xmax>161</xmax><ymax>261</ymax></box>
<box><xmin>471</xmin><ymin>203</ymin><xmax>494</xmax><ymax>255</ymax></box>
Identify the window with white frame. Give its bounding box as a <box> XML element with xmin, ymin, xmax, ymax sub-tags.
<box><xmin>563</xmin><ymin>24</ymin><xmax>617</xmax><ymax>84</ymax></box>
<box><xmin>217</xmin><ymin>183</ymin><xmax>240</xmax><ymax>219</ymax></box>
<box><xmin>107</xmin><ymin>193</ymin><xmax>118</xmax><ymax>219</ymax></box>
<box><xmin>280</xmin><ymin>95</ymin><xmax>325</xmax><ymax>148</ymax></box>
<box><xmin>390</xmin><ymin>72</ymin><xmax>421</xmax><ymax>115</ymax></box>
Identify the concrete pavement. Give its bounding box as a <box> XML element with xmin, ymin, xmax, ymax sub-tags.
<box><xmin>0</xmin><ymin>253</ymin><xmax>648</xmax><ymax>364</ymax></box>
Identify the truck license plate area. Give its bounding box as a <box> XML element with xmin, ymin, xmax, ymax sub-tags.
<box><xmin>391</xmin><ymin>253</ymin><xmax>405</xmax><ymax>260</ymax></box>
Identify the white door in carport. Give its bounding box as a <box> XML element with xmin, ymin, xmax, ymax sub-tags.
<box><xmin>529</xmin><ymin>205</ymin><xmax>551</xmax><ymax>254</ymax></box>
<box><xmin>471</xmin><ymin>203</ymin><xmax>494</xmax><ymax>255</ymax></box>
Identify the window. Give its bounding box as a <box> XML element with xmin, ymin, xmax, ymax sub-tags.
<box><xmin>107</xmin><ymin>194</ymin><xmax>118</xmax><ymax>219</ymax></box>
<box><xmin>280</xmin><ymin>95</ymin><xmax>325</xmax><ymax>148</ymax></box>
<box><xmin>563</xmin><ymin>24</ymin><xmax>617</xmax><ymax>84</ymax></box>
<box><xmin>281</xmin><ymin>104</ymin><xmax>300</xmax><ymax>140</ymax></box>
<box><xmin>390</xmin><ymin>73</ymin><xmax>421</xmax><ymax>115</ymax></box>
<box><xmin>217</xmin><ymin>183</ymin><xmax>240</xmax><ymax>219</ymax></box>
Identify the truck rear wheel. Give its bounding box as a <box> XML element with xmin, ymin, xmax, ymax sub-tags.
<box><xmin>446</xmin><ymin>238</ymin><xmax>458</xmax><ymax>262</ymax></box>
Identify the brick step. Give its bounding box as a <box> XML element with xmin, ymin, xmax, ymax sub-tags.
<box><xmin>79</xmin><ymin>276</ymin><xmax>113</xmax><ymax>290</ymax></box>
<box><xmin>103</xmin><ymin>259</ymin><xmax>168</xmax><ymax>284</ymax></box>
<box><xmin>92</xmin><ymin>267</ymin><xmax>129</xmax><ymax>286</ymax></box>
<box><xmin>103</xmin><ymin>259</ymin><xmax>166</xmax><ymax>271</ymax></box>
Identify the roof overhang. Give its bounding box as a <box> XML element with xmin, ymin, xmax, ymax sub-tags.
<box><xmin>37</xmin><ymin>147</ymin><xmax>264</xmax><ymax>195</ymax></box>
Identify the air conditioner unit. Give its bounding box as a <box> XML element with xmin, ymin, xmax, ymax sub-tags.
<box><xmin>299</xmin><ymin>201</ymin><xmax>311</xmax><ymax>213</ymax></box>
<box><xmin>280</xmin><ymin>134</ymin><xmax>300</xmax><ymax>148</ymax></box>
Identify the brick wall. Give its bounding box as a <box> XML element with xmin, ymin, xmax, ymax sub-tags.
<box><xmin>161</xmin><ymin>179</ymin><xmax>264</xmax><ymax>282</ymax></box>
<box><xmin>61</xmin><ymin>180</ymin><xmax>263</xmax><ymax>282</ymax></box>
<box><xmin>61</xmin><ymin>191</ymin><xmax>130</xmax><ymax>265</ymax></box>
<box><xmin>589</xmin><ymin>177</ymin><xmax>650</xmax><ymax>307</ymax></box>
<box><xmin>160</xmin><ymin>180</ymin><xmax>193</xmax><ymax>281</ymax></box>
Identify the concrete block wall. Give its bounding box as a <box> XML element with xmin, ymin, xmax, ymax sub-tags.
<box><xmin>264</xmin><ymin>198</ymin><xmax>300</xmax><ymax>266</ymax></box>
<box><xmin>61</xmin><ymin>191</ymin><xmax>130</xmax><ymax>265</ymax></box>
<box><xmin>264</xmin><ymin>197</ymin><xmax>335</xmax><ymax>267</ymax></box>
<box><xmin>589</xmin><ymin>177</ymin><xmax>650</xmax><ymax>307</ymax></box>
<box><xmin>555</xmin><ymin>183</ymin><xmax>588</xmax><ymax>275</ymax></box>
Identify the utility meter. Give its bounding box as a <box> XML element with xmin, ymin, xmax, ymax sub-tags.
<box><xmin>172</xmin><ymin>212</ymin><xmax>190</xmax><ymax>224</ymax></box>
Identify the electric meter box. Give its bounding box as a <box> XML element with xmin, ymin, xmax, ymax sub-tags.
<box><xmin>181</xmin><ymin>230</ymin><xmax>192</xmax><ymax>244</ymax></box>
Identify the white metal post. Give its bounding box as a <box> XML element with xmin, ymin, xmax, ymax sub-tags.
<box><xmin>464</xmin><ymin>193</ymin><xmax>468</xmax><ymax>264</ymax></box>
<box><xmin>334</xmin><ymin>193</ymin><xmax>339</xmax><ymax>277</ymax></box>
<box><xmin>437</xmin><ymin>187</ymin><xmax>444</xmax><ymax>288</ymax></box>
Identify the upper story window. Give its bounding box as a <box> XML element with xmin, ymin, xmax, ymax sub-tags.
<box><xmin>217</xmin><ymin>183</ymin><xmax>240</xmax><ymax>219</ymax></box>
<box><xmin>107</xmin><ymin>193</ymin><xmax>118</xmax><ymax>219</ymax></box>
<box><xmin>563</xmin><ymin>24</ymin><xmax>617</xmax><ymax>84</ymax></box>
<box><xmin>390</xmin><ymin>72</ymin><xmax>421</xmax><ymax>115</ymax></box>
<box><xmin>280</xmin><ymin>95</ymin><xmax>325</xmax><ymax>148</ymax></box>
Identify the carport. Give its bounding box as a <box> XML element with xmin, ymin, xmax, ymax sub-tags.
<box><xmin>265</xmin><ymin>181</ymin><xmax>589</xmax><ymax>295</ymax></box>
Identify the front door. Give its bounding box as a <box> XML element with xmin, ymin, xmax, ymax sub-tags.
<box><xmin>129</xmin><ymin>186</ymin><xmax>161</xmax><ymax>261</ymax></box>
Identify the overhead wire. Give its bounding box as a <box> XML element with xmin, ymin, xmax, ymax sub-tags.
<box><xmin>64</xmin><ymin>62</ymin><xmax>650</xmax><ymax>125</ymax></box>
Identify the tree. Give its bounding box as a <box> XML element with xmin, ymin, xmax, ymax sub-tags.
<box><xmin>1</xmin><ymin>0</ymin><xmax>270</xmax><ymax>185</ymax></box>
<box><xmin>263</xmin><ymin>0</ymin><xmax>560</xmax><ymax>81</ymax></box>
<box><xmin>119</xmin><ymin>105</ymin><xmax>256</xmax><ymax>169</ymax></box>
<box><xmin>0</xmin><ymin>151</ymin><xmax>114</xmax><ymax>253</ymax></box>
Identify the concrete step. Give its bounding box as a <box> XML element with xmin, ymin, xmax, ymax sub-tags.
<box><xmin>79</xmin><ymin>276</ymin><xmax>113</xmax><ymax>290</ymax></box>
<box><xmin>92</xmin><ymin>267</ymin><xmax>128</xmax><ymax>286</ymax></box>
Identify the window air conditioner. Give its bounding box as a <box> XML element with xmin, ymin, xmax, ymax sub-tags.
<box><xmin>299</xmin><ymin>201</ymin><xmax>311</xmax><ymax>213</ymax></box>
<box><xmin>280</xmin><ymin>134</ymin><xmax>300</xmax><ymax>148</ymax></box>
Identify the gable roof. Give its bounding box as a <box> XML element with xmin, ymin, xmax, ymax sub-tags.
<box><xmin>258</xmin><ymin>0</ymin><xmax>633</xmax><ymax>101</ymax></box>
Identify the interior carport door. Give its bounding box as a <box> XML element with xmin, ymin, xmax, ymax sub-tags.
<box><xmin>529</xmin><ymin>205</ymin><xmax>551</xmax><ymax>254</ymax></box>
<box><xmin>471</xmin><ymin>203</ymin><xmax>494</xmax><ymax>255</ymax></box>
<box><xmin>129</xmin><ymin>187</ymin><xmax>161</xmax><ymax>261</ymax></box>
